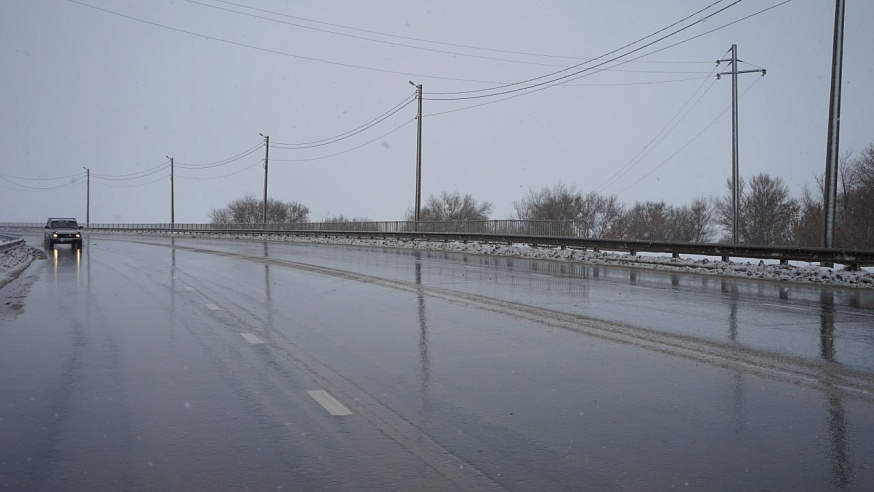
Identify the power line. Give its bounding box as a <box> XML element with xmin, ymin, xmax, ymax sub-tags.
<box><xmin>183</xmin><ymin>0</ymin><xmax>571</xmax><ymax>69</ymax></box>
<box><xmin>185</xmin><ymin>0</ymin><xmax>725</xmax><ymax>71</ymax></box>
<box><xmin>0</xmin><ymin>174</ymin><xmax>84</xmax><ymax>192</ymax></box>
<box><xmin>0</xmin><ymin>170</ymin><xmax>83</xmax><ymax>181</ymax></box>
<box><xmin>175</xmin><ymin>141</ymin><xmax>264</xmax><ymax>169</ymax></box>
<box><xmin>65</xmin><ymin>0</ymin><xmax>531</xmax><ymax>85</ymax></box>
<box><xmin>91</xmin><ymin>163</ymin><xmax>170</xmax><ymax>181</ymax></box>
<box><xmin>594</xmin><ymin>62</ymin><xmax>724</xmax><ymax>194</ymax></box>
<box><xmin>271</xmin><ymin>118</ymin><xmax>415</xmax><ymax>163</ymax></box>
<box><xmin>419</xmin><ymin>1</ymin><xmax>792</xmax><ymax>117</ymax></box>
<box><xmin>271</xmin><ymin>94</ymin><xmax>416</xmax><ymax>149</ymax></box>
<box><xmin>92</xmin><ymin>173</ymin><xmax>169</xmax><ymax>188</ymax></box>
<box><xmin>612</xmin><ymin>76</ymin><xmax>764</xmax><ymax>196</ymax></box>
<box><xmin>177</xmin><ymin>158</ymin><xmax>262</xmax><ymax>180</ymax></box>
<box><xmin>210</xmin><ymin>0</ymin><xmax>715</xmax><ymax>65</ymax></box>
<box><xmin>424</xmin><ymin>0</ymin><xmax>735</xmax><ymax>98</ymax></box>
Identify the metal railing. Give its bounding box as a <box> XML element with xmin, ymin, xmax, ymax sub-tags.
<box><xmin>2</xmin><ymin>221</ymin><xmax>873</xmax><ymax>269</ymax></box>
<box><xmin>0</xmin><ymin>233</ymin><xmax>25</xmax><ymax>254</ymax></box>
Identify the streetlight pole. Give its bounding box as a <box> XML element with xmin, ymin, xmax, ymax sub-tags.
<box><xmin>166</xmin><ymin>156</ymin><xmax>175</xmax><ymax>228</ymax></box>
<box><xmin>260</xmin><ymin>133</ymin><xmax>269</xmax><ymax>225</ymax></box>
<box><xmin>83</xmin><ymin>167</ymin><xmax>90</xmax><ymax>228</ymax></box>
<box><xmin>409</xmin><ymin>81</ymin><xmax>423</xmax><ymax>222</ymax></box>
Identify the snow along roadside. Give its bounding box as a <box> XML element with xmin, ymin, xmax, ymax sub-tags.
<box><xmin>147</xmin><ymin>231</ymin><xmax>874</xmax><ymax>289</ymax></box>
<box><xmin>0</xmin><ymin>245</ymin><xmax>43</xmax><ymax>290</ymax></box>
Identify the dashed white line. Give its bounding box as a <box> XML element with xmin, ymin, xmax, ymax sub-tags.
<box><xmin>240</xmin><ymin>332</ymin><xmax>265</xmax><ymax>344</ymax></box>
<box><xmin>205</xmin><ymin>303</ymin><xmax>221</xmax><ymax>311</ymax></box>
<box><xmin>307</xmin><ymin>390</ymin><xmax>353</xmax><ymax>416</ymax></box>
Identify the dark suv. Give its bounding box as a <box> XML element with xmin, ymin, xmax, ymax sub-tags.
<box><xmin>44</xmin><ymin>218</ymin><xmax>84</xmax><ymax>249</ymax></box>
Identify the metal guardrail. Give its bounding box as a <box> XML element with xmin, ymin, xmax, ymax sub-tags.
<box><xmin>0</xmin><ymin>234</ymin><xmax>25</xmax><ymax>254</ymax></box>
<box><xmin>2</xmin><ymin>221</ymin><xmax>873</xmax><ymax>269</ymax></box>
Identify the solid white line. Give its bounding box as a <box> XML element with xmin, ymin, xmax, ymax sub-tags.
<box><xmin>240</xmin><ymin>332</ymin><xmax>265</xmax><ymax>344</ymax></box>
<box><xmin>307</xmin><ymin>390</ymin><xmax>353</xmax><ymax>416</ymax></box>
<box><xmin>206</xmin><ymin>303</ymin><xmax>221</xmax><ymax>311</ymax></box>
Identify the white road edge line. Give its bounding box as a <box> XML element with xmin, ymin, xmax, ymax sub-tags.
<box><xmin>206</xmin><ymin>303</ymin><xmax>221</xmax><ymax>311</ymax></box>
<box><xmin>307</xmin><ymin>390</ymin><xmax>353</xmax><ymax>416</ymax></box>
<box><xmin>240</xmin><ymin>333</ymin><xmax>265</xmax><ymax>345</ymax></box>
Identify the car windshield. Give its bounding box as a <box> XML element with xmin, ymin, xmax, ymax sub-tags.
<box><xmin>51</xmin><ymin>220</ymin><xmax>77</xmax><ymax>229</ymax></box>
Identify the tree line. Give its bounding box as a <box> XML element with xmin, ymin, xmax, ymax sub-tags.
<box><xmin>210</xmin><ymin>144</ymin><xmax>874</xmax><ymax>249</ymax></box>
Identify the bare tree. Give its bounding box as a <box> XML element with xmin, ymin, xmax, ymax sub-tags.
<box><xmin>409</xmin><ymin>191</ymin><xmax>493</xmax><ymax>221</ymax></box>
<box><xmin>611</xmin><ymin>201</ymin><xmax>671</xmax><ymax>240</ymax></box>
<box><xmin>514</xmin><ymin>184</ymin><xmax>583</xmax><ymax>221</ymax></box>
<box><xmin>514</xmin><ymin>185</ymin><xmax>621</xmax><ymax>238</ymax></box>
<box><xmin>209</xmin><ymin>194</ymin><xmax>309</xmax><ymax>224</ymax></box>
<box><xmin>717</xmin><ymin>173</ymin><xmax>798</xmax><ymax>245</ymax></box>
<box><xmin>793</xmin><ymin>185</ymin><xmax>823</xmax><ymax>247</ymax></box>
<box><xmin>837</xmin><ymin>145</ymin><xmax>874</xmax><ymax>249</ymax></box>
<box><xmin>670</xmin><ymin>197</ymin><xmax>716</xmax><ymax>243</ymax></box>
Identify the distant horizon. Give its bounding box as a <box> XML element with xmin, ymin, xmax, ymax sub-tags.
<box><xmin>2</xmin><ymin>1</ymin><xmax>872</xmax><ymax>224</ymax></box>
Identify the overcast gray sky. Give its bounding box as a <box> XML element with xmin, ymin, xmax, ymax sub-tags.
<box><xmin>1</xmin><ymin>0</ymin><xmax>872</xmax><ymax>224</ymax></box>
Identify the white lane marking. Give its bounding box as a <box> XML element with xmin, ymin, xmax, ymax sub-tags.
<box><xmin>240</xmin><ymin>333</ymin><xmax>265</xmax><ymax>344</ymax></box>
<box><xmin>184</xmin><ymin>287</ymin><xmax>195</xmax><ymax>292</ymax></box>
<box><xmin>206</xmin><ymin>303</ymin><xmax>221</xmax><ymax>311</ymax></box>
<box><xmin>307</xmin><ymin>390</ymin><xmax>353</xmax><ymax>416</ymax></box>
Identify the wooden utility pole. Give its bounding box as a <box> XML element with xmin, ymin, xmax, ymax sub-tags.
<box><xmin>261</xmin><ymin>134</ymin><xmax>269</xmax><ymax>224</ymax></box>
<box><xmin>410</xmin><ymin>82</ymin><xmax>423</xmax><ymax>222</ymax></box>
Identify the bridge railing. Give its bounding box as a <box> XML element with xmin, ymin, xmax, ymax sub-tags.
<box><xmin>2</xmin><ymin>221</ymin><xmax>872</xmax><ymax>269</ymax></box>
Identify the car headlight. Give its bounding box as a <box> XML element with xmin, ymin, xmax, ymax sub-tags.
<box><xmin>52</xmin><ymin>232</ymin><xmax>58</xmax><ymax>238</ymax></box>
<box><xmin>75</xmin><ymin>232</ymin><xmax>81</xmax><ymax>238</ymax></box>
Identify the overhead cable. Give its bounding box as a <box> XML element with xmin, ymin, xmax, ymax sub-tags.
<box><xmin>421</xmin><ymin>1</ymin><xmax>792</xmax><ymax>116</ymax></box>
<box><xmin>271</xmin><ymin>94</ymin><xmax>416</xmax><ymax>149</ymax></box>
<box><xmin>92</xmin><ymin>163</ymin><xmax>170</xmax><ymax>181</ymax></box>
<box><xmin>176</xmin><ymin>142</ymin><xmax>264</xmax><ymax>169</ymax></box>
<box><xmin>424</xmin><ymin>0</ymin><xmax>733</xmax><ymax>98</ymax></box>
<box><xmin>210</xmin><ymin>0</ymin><xmax>714</xmax><ymax>65</ymax></box>
<box><xmin>270</xmin><ymin>118</ymin><xmax>414</xmax><ymax>163</ymax></box>
<box><xmin>0</xmin><ymin>174</ymin><xmax>84</xmax><ymax>191</ymax></box>
<box><xmin>613</xmin><ymin>76</ymin><xmax>765</xmax><ymax>196</ymax></box>
<box><xmin>66</xmin><ymin>0</ymin><xmax>514</xmax><ymax>84</ymax></box>
<box><xmin>92</xmin><ymin>173</ymin><xmax>169</xmax><ymax>188</ymax></box>
<box><xmin>183</xmin><ymin>0</ymin><xmax>572</xmax><ymax>69</ymax></box>
<box><xmin>594</xmin><ymin>62</ymin><xmax>723</xmax><ymax>194</ymax></box>
<box><xmin>177</xmin><ymin>158</ymin><xmax>262</xmax><ymax>180</ymax></box>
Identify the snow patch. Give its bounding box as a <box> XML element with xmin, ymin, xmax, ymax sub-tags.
<box><xmin>162</xmin><ymin>231</ymin><xmax>874</xmax><ymax>289</ymax></box>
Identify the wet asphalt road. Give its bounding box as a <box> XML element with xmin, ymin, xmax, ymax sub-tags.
<box><xmin>1</xmin><ymin>234</ymin><xmax>873</xmax><ymax>491</ymax></box>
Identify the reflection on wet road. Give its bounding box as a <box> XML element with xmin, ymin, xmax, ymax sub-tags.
<box><xmin>1</xmin><ymin>235</ymin><xmax>873</xmax><ymax>491</ymax></box>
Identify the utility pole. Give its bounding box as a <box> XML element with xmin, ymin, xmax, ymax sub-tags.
<box><xmin>409</xmin><ymin>81</ymin><xmax>423</xmax><ymax>222</ymax></box>
<box><xmin>83</xmin><ymin>167</ymin><xmax>90</xmax><ymax>228</ymax></box>
<box><xmin>718</xmin><ymin>45</ymin><xmax>765</xmax><ymax>244</ymax></box>
<box><xmin>165</xmin><ymin>156</ymin><xmax>175</xmax><ymax>227</ymax></box>
<box><xmin>260</xmin><ymin>133</ymin><xmax>269</xmax><ymax>224</ymax></box>
<box><xmin>823</xmin><ymin>0</ymin><xmax>846</xmax><ymax>250</ymax></box>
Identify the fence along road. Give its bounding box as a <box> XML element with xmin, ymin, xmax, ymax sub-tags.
<box><xmin>2</xmin><ymin>220</ymin><xmax>873</xmax><ymax>269</ymax></box>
